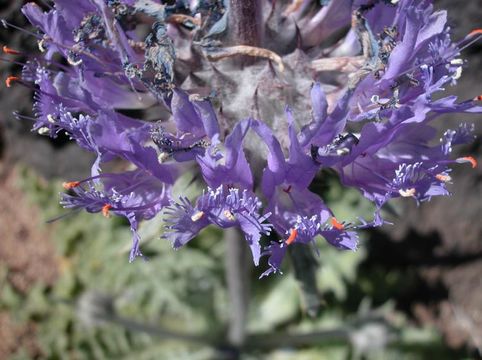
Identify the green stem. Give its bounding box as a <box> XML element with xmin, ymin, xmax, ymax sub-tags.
<box><xmin>225</xmin><ymin>227</ymin><xmax>251</xmax><ymax>347</ymax></box>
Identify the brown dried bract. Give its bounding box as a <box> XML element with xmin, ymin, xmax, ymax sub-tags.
<box><xmin>205</xmin><ymin>45</ymin><xmax>285</xmax><ymax>72</ymax></box>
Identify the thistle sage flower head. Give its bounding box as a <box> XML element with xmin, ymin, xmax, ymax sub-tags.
<box><xmin>7</xmin><ymin>0</ymin><xmax>481</xmax><ymax>276</ymax></box>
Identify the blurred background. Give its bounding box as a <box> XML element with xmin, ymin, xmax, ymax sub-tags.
<box><xmin>0</xmin><ymin>1</ymin><xmax>481</xmax><ymax>359</ymax></box>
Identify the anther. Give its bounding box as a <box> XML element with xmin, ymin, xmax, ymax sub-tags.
<box><xmin>102</xmin><ymin>204</ymin><xmax>112</xmax><ymax>218</ymax></box>
<box><xmin>62</xmin><ymin>181</ymin><xmax>81</xmax><ymax>190</ymax></box>
<box><xmin>399</xmin><ymin>188</ymin><xmax>416</xmax><ymax>197</ymax></box>
<box><xmin>435</xmin><ymin>174</ymin><xmax>452</xmax><ymax>182</ymax></box>
<box><xmin>47</xmin><ymin>114</ymin><xmax>56</xmax><ymax>123</ymax></box>
<box><xmin>38</xmin><ymin>38</ymin><xmax>47</xmax><ymax>53</ymax></box>
<box><xmin>5</xmin><ymin>75</ymin><xmax>19</xmax><ymax>87</ymax></box>
<box><xmin>474</xmin><ymin>94</ymin><xmax>482</xmax><ymax>101</ymax></box>
<box><xmin>2</xmin><ymin>45</ymin><xmax>20</xmax><ymax>55</ymax></box>
<box><xmin>37</xmin><ymin>127</ymin><xmax>50</xmax><ymax>135</ymax></box>
<box><xmin>285</xmin><ymin>228</ymin><xmax>298</xmax><ymax>245</ymax></box>
<box><xmin>191</xmin><ymin>211</ymin><xmax>204</xmax><ymax>222</ymax></box>
<box><xmin>331</xmin><ymin>217</ymin><xmax>345</xmax><ymax>231</ymax></box>
<box><xmin>456</xmin><ymin>156</ymin><xmax>477</xmax><ymax>168</ymax></box>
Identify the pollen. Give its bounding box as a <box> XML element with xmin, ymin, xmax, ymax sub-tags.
<box><xmin>158</xmin><ymin>152</ymin><xmax>170</xmax><ymax>163</ymax></box>
<box><xmin>5</xmin><ymin>76</ymin><xmax>19</xmax><ymax>87</ymax></box>
<box><xmin>223</xmin><ymin>210</ymin><xmax>236</xmax><ymax>221</ymax></box>
<box><xmin>399</xmin><ymin>188</ymin><xmax>416</xmax><ymax>197</ymax></box>
<box><xmin>37</xmin><ymin>127</ymin><xmax>50</xmax><ymax>135</ymax></box>
<box><xmin>47</xmin><ymin>114</ymin><xmax>56</xmax><ymax>123</ymax></box>
<box><xmin>285</xmin><ymin>228</ymin><xmax>298</xmax><ymax>245</ymax></box>
<box><xmin>457</xmin><ymin>156</ymin><xmax>477</xmax><ymax>168</ymax></box>
<box><xmin>191</xmin><ymin>211</ymin><xmax>204</xmax><ymax>222</ymax></box>
<box><xmin>102</xmin><ymin>204</ymin><xmax>112</xmax><ymax>218</ymax></box>
<box><xmin>38</xmin><ymin>38</ymin><xmax>47</xmax><ymax>53</ymax></box>
<box><xmin>331</xmin><ymin>217</ymin><xmax>345</xmax><ymax>231</ymax></box>
<box><xmin>2</xmin><ymin>45</ymin><xmax>20</xmax><ymax>55</ymax></box>
<box><xmin>62</xmin><ymin>181</ymin><xmax>81</xmax><ymax>190</ymax></box>
<box><xmin>435</xmin><ymin>174</ymin><xmax>452</xmax><ymax>182</ymax></box>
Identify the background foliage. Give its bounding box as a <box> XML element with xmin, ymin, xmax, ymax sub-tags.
<box><xmin>0</xmin><ymin>168</ymin><xmax>471</xmax><ymax>360</ymax></box>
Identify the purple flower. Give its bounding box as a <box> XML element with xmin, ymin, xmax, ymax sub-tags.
<box><xmin>7</xmin><ymin>0</ymin><xmax>481</xmax><ymax>275</ymax></box>
<box><xmin>61</xmin><ymin>170</ymin><xmax>171</xmax><ymax>261</ymax></box>
<box><xmin>164</xmin><ymin>186</ymin><xmax>272</xmax><ymax>265</ymax></box>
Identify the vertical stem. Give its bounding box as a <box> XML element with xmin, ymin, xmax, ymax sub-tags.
<box><xmin>289</xmin><ymin>244</ymin><xmax>322</xmax><ymax>318</ymax></box>
<box><xmin>225</xmin><ymin>227</ymin><xmax>250</xmax><ymax>348</ymax></box>
<box><xmin>228</xmin><ymin>0</ymin><xmax>262</xmax><ymax>46</ymax></box>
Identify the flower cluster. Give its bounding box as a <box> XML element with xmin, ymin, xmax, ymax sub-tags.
<box><xmin>6</xmin><ymin>0</ymin><xmax>481</xmax><ymax>276</ymax></box>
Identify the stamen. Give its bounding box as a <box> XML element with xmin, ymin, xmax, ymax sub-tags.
<box><xmin>191</xmin><ymin>211</ymin><xmax>204</xmax><ymax>222</ymax></box>
<box><xmin>102</xmin><ymin>204</ymin><xmax>112</xmax><ymax>218</ymax></box>
<box><xmin>2</xmin><ymin>45</ymin><xmax>20</xmax><ymax>55</ymax></box>
<box><xmin>223</xmin><ymin>209</ymin><xmax>236</xmax><ymax>221</ymax></box>
<box><xmin>399</xmin><ymin>188</ymin><xmax>416</xmax><ymax>197</ymax></box>
<box><xmin>5</xmin><ymin>75</ymin><xmax>19</xmax><ymax>87</ymax></box>
<box><xmin>331</xmin><ymin>217</ymin><xmax>345</xmax><ymax>231</ymax></box>
<box><xmin>435</xmin><ymin>174</ymin><xmax>452</xmax><ymax>182</ymax></box>
<box><xmin>285</xmin><ymin>228</ymin><xmax>298</xmax><ymax>245</ymax></box>
<box><xmin>474</xmin><ymin>94</ymin><xmax>482</xmax><ymax>101</ymax></box>
<box><xmin>62</xmin><ymin>181</ymin><xmax>81</xmax><ymax>190</ymax></box>
<box><xmin>456</xmin><ymin>156</ymin><xmax>477</xmax><ymax>168</ymax></box>
<box><xmin>205</xmin><ymin>46</ymin><xmax>285</xmax><ymax>72</ymax></box>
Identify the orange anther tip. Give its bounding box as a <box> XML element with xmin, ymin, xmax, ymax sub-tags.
<box><xmin>102</xmin><ymin>204</ymin><xmax>112</xmax><ymax>218</ymax></box>
<box><xmin>468</xmin><ymin>29</ymin><xmax>482</xmax><ymax>37</ymax></box>
<box><xmin>2</xmin><ymin>45</ymin><xmax>20</xmax><ymax>55</ymax></box>
<box><xmin>62</xmin><ymin>181</ymin><xmax>80</xmax><ymax>190</ymax></box>
<box><xmin>5</xmin><ymin>76</ymin><xmax>19</xmax><ymax>88</ymax></box>
<box><xmin>285</xmin><ymin>228</ymin><xmax>298</xmax><ymax>245</ymax></box>
<box><xmin>462</xmin><ymin>156</ymin><xmax>477</xmax><ymax>168</ymax></box>
<box><xmin>475</xmin><ymin>95</ymin><xmax>482</xmax><ymax>101</ymax></box>
<box><xmin>331</xmin><ymin>217</ymin><xmax>345</xmax><ymax>231</ymax></box>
